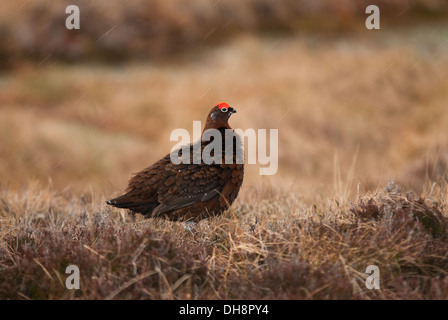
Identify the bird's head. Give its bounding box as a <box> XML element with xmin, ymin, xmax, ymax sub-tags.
<box><xmin>204</xmin><ymin>102</ymin><xmax>237</xmax><ymax>131</ymax></box>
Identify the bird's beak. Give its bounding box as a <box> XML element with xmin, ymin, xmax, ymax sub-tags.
<box><xmin>229</xmin><ymin>107</ymin><xmax>237</xmax><ymax>115</ymax></box>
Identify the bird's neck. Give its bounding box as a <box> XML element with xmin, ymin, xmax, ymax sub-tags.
<box><xmin>203</xmin><ymin>118</ymin><xmax>231</xmax><ymax>133</ymax></box>
<box><xmin>201</xmin><ymin>126</ymin><xmax>230</xmax><ymax>137</ymax></box>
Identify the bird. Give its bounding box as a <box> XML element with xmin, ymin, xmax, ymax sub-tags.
<box><xmin>106</xmin><ymin>103</ymin><xmax>244</xmax><ymax>221</ymax></box>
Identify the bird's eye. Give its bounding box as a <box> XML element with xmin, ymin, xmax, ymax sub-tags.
<box><xmin>220</xmin><ymin>107</ymin><xmax>228</xmax><ymax>112</ymax></box>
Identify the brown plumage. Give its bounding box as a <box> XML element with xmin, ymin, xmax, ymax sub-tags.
<box><xmin>107</xmin><ymin>103</ymin><xmax>244</xmax><ymax>221</ymax></box>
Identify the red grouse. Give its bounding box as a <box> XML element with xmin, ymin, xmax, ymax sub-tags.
<box><xmin>107</xmin><ymin>103</ymin><xmax>244</xmax><ymax>221</ymax></box>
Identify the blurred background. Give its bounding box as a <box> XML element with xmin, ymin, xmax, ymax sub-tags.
<box><xmin>1</xmin><ymin>0</ymin><xmax>448</xmax><ymax>200</ymax></box>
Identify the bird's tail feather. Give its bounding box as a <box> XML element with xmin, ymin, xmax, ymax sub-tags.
<box><xmin>106</xmin><ymin>194</ymin><xmax>136</xmax><ymax>208</ymax></box>
<box><xmin>106</xmin><ymin>194</ymin><xmax>157</xmax><ymax>216</ymax></box>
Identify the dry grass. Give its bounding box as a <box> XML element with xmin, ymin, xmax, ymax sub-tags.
<box><xmin>0</xmin><ymin>182</ymin><xmax>447</xmax><ymax>299</ymax></box>
<box><xmin>1</xmin><ymin>24</ymin><xmax>448</xmax><ymax>198</ymax></box>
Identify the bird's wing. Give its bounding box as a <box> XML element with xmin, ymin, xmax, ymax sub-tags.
<box><xmin>109</xmin><ymin>156</ymin><xmax>172</xmax><ymax>208</ymax></box>
<box><xmin>152</xmin><ymin>161</ymin><xmax>232</xmax><ymax>216</ymax></box>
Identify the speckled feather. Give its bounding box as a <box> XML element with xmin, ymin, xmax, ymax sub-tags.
<box><xmin>107</xmin><ymin>104</ymin><xmax>244</xmax><ymax>221</ymax></box>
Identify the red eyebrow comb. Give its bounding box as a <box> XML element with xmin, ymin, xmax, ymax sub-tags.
<box><xmin>218</xmin><ymin>102</ymin><xmax>229</xmax><ymax>109</ymax></box>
